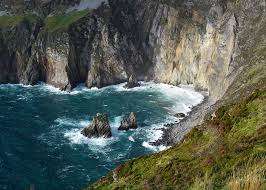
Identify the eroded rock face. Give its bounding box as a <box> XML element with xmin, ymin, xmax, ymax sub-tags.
<box><xmin>81</xmin><ymin>113</ymin><xmax>112</xmax><ymax>138</ymax></box>
<box><xmin>118</xmin><ymin>112</ymin><xmax>138</xmax><ymax>131</ymax></box>
<box><xmin>0</xmin><ymin>21</ymin><xmax>45</xmax><ymax>85</ymax></box>
<box><xmin>0</xmin><ymin>0</ymin><xmax>240</xmax><ymax>103</ymax></box>
<box><xmin>39</xmin><ymin>32</ymin><xmax>71</xmax><ymax>90</ymax></box>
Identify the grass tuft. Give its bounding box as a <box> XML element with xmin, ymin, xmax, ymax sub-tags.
<box><xmin>44</xmin><ymin>10</ymin><xmax>90</xmax><ymax>32</ymax></box>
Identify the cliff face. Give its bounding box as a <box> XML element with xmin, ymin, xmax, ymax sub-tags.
<box><xmin>0</xmin><ymin>18</ymin><xmax>44</xmax><ymax>84</ymax></box>
<box><xmin>130</xmin><ymin>0</ymin><xmax>237</xmax><ymax>100</ymax></box>
<box><xmin>0</xmin><ymin>0</ymin><xmax>238</xmax><ymax>100</ymax></box>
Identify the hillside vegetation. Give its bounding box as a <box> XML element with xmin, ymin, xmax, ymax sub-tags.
<box><xmin>89</xmin><ymin>87</ymin><xmax>265</xmax><ymax>189</ymax></box>
<box><xmin>44</xmin><ymin>10</ymin><xmax>90</xmax><ymax>32</ymax></box>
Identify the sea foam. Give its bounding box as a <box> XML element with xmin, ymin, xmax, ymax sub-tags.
<box><xmin>31</xmin><ymin>81</ymin><xmax>204</xmax><ymax>152</ymax></box>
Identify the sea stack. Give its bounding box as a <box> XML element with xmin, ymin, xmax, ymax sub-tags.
<box><xmin>124</xmin><ymin>75</ymin><xmax>140</xmax><ymax>89</ymax></box>
<box><xmin>81</xmin><ymin>113</ymin><xmax>112</xmax><ymax>138</ymax></box>
<box><xmin>118</xmin><ymin>112</ymin><xmax>138</xmax><ymax>131</ymax></box>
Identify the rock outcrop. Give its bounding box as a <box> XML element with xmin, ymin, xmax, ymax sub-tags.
<box><xmin>174</xmin><ymin>113</ymin><xmax>186</xmax><ymax>118</ymax></box>
<box><xmin>124</xmin><ymin>75</ymin><xmax>140</xmax><ymax>89</ymax></box>
<box><xmin>81</xmin><ymin>113</ymin><xmax>112</xmax><ymax>138</ymax></box>
<box><xmin>118</xmin><ymin>112</ymin><xmax>138</xmax><ymax>131</ymax></box>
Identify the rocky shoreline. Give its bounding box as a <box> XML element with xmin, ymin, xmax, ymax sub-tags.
<box><xmin>152</xmin><ymin>93</ymin><xmax>210</xmax><ymax>146</ymax></box>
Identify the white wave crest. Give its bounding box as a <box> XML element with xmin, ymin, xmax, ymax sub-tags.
<box><xmin>64</xmin><ymin>128</ymin><xmax>113</xmax><ymax>146</ymax></box>
<box><xmin>62</xmin><ymin>116</ymin><xmax>123</xmax><ymax>145</ymax></box>
<box><xmin>55</xmin><ymin>117</ymin><xmax>90</xmax><ymax>127</ymax></box>
<box><xmin>142</xmin><ymin>142</ymin><xmax>169</xmax><ymax>152</ymax></box>
<box><xmin>112</xmin><ymin>81</ymin><xmax>204</xmax><ymax>114</ymax></box>
<box><xmin>128</xmin><ymin>136</ymin><xmax>135</xmax><ymax>142</ymax></box>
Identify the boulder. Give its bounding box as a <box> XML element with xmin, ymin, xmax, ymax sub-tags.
<box><xmin>81</xmin><ymin>113</ymin><xmax>112</xmax><ymax>138</ymax></box>
<box><xmin>124</xmin><ymin>75</ymin><xmax>140</xmax><ymax>89</ymax></box>
<box><xmin>174</xmin><ymin>113</ymin><xmax>186</xmax><ymax>118</ymax></box>
<box><xmin>118</xmin><ymin>112</ymin><xmax>138</xmax><ymax>131</ymax></box>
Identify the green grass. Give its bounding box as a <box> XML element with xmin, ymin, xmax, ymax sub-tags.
<box><xmin>0</xmin><ymin>14</ymin><xmax>39</xmax><ymax>28</ymax></box>
<box><xmin>44</xmin><ymin>9</ymin><xmax>90</xmax><ymax>32</ymax></box>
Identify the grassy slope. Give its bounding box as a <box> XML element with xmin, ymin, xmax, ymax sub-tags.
<box><xmin>0</xmin><ymin>9</ymin><xmax>90</xmax><ymax>31</ymax></box>
<box><xmin>44</xmin><ymin>9</ymin><xmax>90</xmax><ymax>33</ymax></box>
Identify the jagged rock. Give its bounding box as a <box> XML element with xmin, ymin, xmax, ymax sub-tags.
<box><xmin>124</xmin><ymin>75</ymin><xmax>140</xmax><ymax>89</ymax></box>
<box><xmin>174</xmin><ymin>113</ymin><xmax>186</xmax><ymax>118</ymax></box>
<box><xmin>0</xmin><ymin>0</ymin><xmax>245</xmax><ymax>103</ymax></box>
<box><xmin>118</xmin><ymin>112</ymin><xmax>138</xmax><ymax>131</ymax></box>
<box><xmin>81</xmin><ymin>113</ymin><xmax>112</xmax><ymax>138</ymax></box>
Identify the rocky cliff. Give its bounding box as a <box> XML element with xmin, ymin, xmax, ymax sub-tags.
<box><xmin>0</xmin><ymin>0</ymin><xmax>238</xmax><ymax>100</ymax></box>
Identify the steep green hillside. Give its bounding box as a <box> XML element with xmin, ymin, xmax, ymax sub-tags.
<box><xmin>89</xmin><ymin>88</ymin><xmax>265</xmax><ymax>189</ymax></box>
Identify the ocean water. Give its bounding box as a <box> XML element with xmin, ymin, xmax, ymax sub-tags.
<box><xmin>0</xmin><ymin>82</ymin><xmax>203</xmax><ymax>190</ymax></box>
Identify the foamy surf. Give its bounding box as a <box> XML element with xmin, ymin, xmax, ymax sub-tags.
<box><xmin>1</xmin><ymin>76</ymin><xmax>207</xmax><ymax>189</ymax></box>
<box><xmin>141</xmin><ymin>122</ymin><xmax>171</xmax><ymax>152</ymax></box>
<box><xmin>53</xmin><ymin>82</ymin><xmax>204</xmax><ymax>152</ymax></box>
<box><xmin>142</xmin><ymin>142</ymin><xmax>169</xmax><ymax>152</ymax></box>
<box><xmin>128</xmin><ymin>136</ymin><xmax>135</xmax><ymax>142</ymax></box>
<box><xmin>64</xmin><ymin>128</ymin><xmax>114</xmax><ymax>147</ymax></box>
<box><xmin>113</xmin><ymin>81</ymin><xmax>204</xmax><ymax>113</ymax></box>
<box><xmin>55</xmin><ymin>117</ymin><xmax>90</xmax><ymax>128</ymax></box>
<box><xmin>62</xmin><ymin>116</ymin><xmax>123</xmax><ymax>145</ymax></box>
<box><xmin>2</xmin><ymin>81</ymin><xmax>204</xmax><ymax>153</ymax></box>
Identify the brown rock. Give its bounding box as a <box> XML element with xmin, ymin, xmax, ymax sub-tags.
<box><xmin>81</xmin><ymin>113</ymin><xmax>112</xmax><ymax>138</ymax></box>
<box><xmin>118</xmin><ymin>112</ymin><xmax>138</xmax><ymax>131</ymax></box>
<box><xmin>124</xmin><ymin>75</ymin><xmax>140</xmax><ymax>89</ymax></box>
<box><xmin>174</xmin><ymin>113</ymin><xmax>186</xmax><ymax>118</ymax></box>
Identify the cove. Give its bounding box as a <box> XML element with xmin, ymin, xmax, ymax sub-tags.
<box><xmin>0</xmin><ymin>82</ymin><xmax>203</xmax><ymax>190</ymax></box>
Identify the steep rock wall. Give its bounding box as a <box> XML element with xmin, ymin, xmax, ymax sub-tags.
<box><xmin>0</xmin><ymin>0</ymin><xmax>239</xmax><ymax>100</ymax></box>
<box><xmin>0</xmin><ymin>20</ymin><xmax>44</xmax><ymax>84</ymax></box>
<box><xmin>115</xmin><ymin>0</ymin><xmax>237</xmax><ymax>101</ymax></box>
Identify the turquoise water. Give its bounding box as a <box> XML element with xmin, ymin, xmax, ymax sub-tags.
<box><xmin>0</xmin><ymin>82</ymin><xmax>203</xmax><ymax>190</ymax></box>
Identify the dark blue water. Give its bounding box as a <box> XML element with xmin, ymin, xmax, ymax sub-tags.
<box><xmin>0</xmin><ymin>82</ymin><xmax>203</xmax><ymax>190</ymax></box>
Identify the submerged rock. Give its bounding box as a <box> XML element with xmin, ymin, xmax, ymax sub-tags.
<box><xmin>174</xmin><ymin>113</ymin><xmax>186</xmax><ymax>118</ymax></box>
<box><xmin>124</xmin><ymin>75</ymin><xmax>140</xmax><ymax>89</ymax></box>
<box><xmin>118</xmin><ymin>112</ymin><xmax>138</xmax><ymax>131</ymax></box>
<box><xmin>81</xmin><ymin>113</ymin><xmax>112</xmax><ymax>138</ymax></box>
